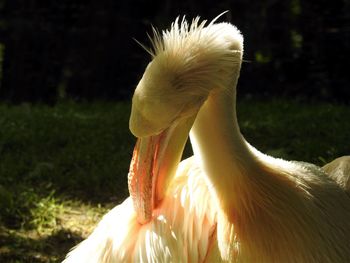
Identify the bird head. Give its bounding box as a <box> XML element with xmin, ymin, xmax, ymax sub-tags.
<box><xmin>128</xmin><ymin>16</ymin><xmax>243</xmax><ymax>224</ymax></box>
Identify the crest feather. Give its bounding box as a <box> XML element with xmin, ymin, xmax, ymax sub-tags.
<box><xmin>139</xmin><ymin>14</ymin><xmax>244</xmax><ymax>94</ymax></box>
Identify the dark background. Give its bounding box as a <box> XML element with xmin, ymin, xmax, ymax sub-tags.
<box><xmin>0</xmin><ymin>0</ymin><xmax>349</xmax><ymax>104</ymax></box>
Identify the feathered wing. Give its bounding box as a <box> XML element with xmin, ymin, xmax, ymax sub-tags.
<box><xmin>63</xmin><ymin>156</ymin><xmax>220</xmax><ymax>263</ymax></box>
<box><xmin>63</xmin><ymin>198</ymin><xmax>139</xmax><ymax>263</ymax></box>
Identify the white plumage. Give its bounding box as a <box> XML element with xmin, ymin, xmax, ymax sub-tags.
<box><xmin>64</xmin><ymin>157</ymin><xmax>220</xmax><ymax>262</ymax></box>
<box><xmin>323</xmin><ymin>156</ymin><xmax>350</xmax><ymax>192</ymax></box>
<box><xmin>64</xmin><ymin>15</ymin><xmax>350</xmax><ymax>262</ymax></box>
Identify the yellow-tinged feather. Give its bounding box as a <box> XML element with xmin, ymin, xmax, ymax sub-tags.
<box><xmin>65</xmin><ymin>15</ymin><xmax>350</xmax><ymax>263</ymax></box>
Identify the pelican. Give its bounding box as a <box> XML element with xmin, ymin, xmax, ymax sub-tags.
<box><xmin>64</xmin><ymin>15</ymin><xmax>350</xmax><ymax>262</ymax></box>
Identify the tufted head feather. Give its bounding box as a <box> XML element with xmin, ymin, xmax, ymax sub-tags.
<box><xmin>130</xmin><ymin>15</ymin><xmax>244</xmax><ymax>137</ymax></box>
<box><xmin>137</xmin><ymin>15</ymin><xmax>244</xmax><ymax>95</ymax></box>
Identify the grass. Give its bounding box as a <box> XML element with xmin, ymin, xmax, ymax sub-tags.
<box><xmin>0</xmin><ymin>98</ymin><xmax>349</xmax><ymax>262</ymax></box>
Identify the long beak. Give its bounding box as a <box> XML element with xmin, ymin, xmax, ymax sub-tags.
<box><xmin>128</xmin><ymin>116</ymin><xmax>195</xmax><ymax>224</ymax></box>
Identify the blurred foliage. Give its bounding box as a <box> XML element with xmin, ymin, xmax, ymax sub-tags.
<box><xmin>0</xmin><ymin>0</ymin><xmax>349</xmax><ymax>103</ymax></box>
<box><xmin>0</xmin><ymin>101</ymin><xmax>134</xmax><ymax>206</ymax></box>
<box><xmin>237</xmin><ymin>98</ymin><xmax>350</xmax><ymax>162</ymax></box>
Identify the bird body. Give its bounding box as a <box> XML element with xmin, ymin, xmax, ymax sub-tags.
<box><xmin>190</xmin><ymin>88</ymin><xmax>350</xmax><ymax>262</ymax></box>
<box><xmin>64</xmin><ymin>157</ymin><xmax>220</xmax><ymax>262</ymax></box>
<box><xmin>65</xmin><ymin>15</ymin><xmax>350</xmax><ymax>262</ymax></box>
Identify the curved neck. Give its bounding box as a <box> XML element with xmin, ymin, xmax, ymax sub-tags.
<box><xmin>189</xmin><ymin>74</ymin><xmax>261</xmax><ymax>221</ymax></box>
<box><xmin>190</xmin><ymin>89</ymin><xmax>254</xmax><ymax>169</ymax></box>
